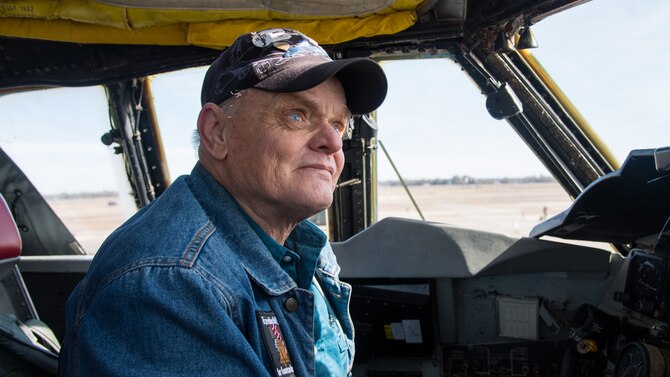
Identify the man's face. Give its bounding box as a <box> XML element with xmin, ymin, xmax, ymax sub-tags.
<box><xmin>220</xmin><ymin>77</ymin><xmax>348</xmax><ymax>221</ymax></box>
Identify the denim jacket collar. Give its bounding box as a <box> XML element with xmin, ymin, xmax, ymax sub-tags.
<box><xmin>186</xmin><ymin>163</ymin><xmax>297</xmax><ymax>295</ymax></box>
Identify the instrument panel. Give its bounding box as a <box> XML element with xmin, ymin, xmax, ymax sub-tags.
<box><xmin>336</xmin><ymin>148</ymin><xmax>670</xmax><ymax>377</ymax></box>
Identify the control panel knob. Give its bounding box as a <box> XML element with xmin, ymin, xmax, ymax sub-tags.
<box><xmin>613</xmin><ymin>291</ymin><xmax>630</xmax><ymax>304</ymax></box>
<box><xmin>635</xmin><ymin>300</ymin><xmax>655</xmax><ymax>314</ymax></box>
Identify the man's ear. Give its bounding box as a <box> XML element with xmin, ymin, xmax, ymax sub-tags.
<box><xmin>197</xmin><ymin>103</ymin><xmax>228</xmax><ymax>161</ymax></box>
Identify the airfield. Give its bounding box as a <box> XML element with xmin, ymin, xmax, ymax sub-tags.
<box><xmin>48</xmin><ymin>182</ymin><xmax>573</xmax><ymax>254</ymax></box>
<box><xmin>376</xmin><ymin>181</ymin><xmax>572</xmax><ymax>237</ymax></box>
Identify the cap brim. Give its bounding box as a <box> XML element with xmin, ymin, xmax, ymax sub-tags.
<box><xmin>255</xmin><ymin>58</ymin><xmax>387</xmax><ymax>115</ymax></box>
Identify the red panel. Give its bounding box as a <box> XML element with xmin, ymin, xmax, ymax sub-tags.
<box><xmin>0</xmin><ymin>195</ymin><xmax>21</xmax><ymax>259</ymax></box>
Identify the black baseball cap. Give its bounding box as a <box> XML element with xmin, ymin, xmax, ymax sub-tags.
<box><xmin>201</xmin><ymin>28</ymin><xmax>387</xmax><ymax>115</ymax></box>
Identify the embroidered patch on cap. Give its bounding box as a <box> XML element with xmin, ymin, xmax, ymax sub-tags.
<box><xmin>257</xmin><ymin>311</ymin><xmax>296</xmax><ymax>377</ymax></box>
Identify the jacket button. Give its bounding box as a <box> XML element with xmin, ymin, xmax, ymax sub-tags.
<box><xmin>285</xmin><ymin>298</ymin><xmax>298</xmax><ymax>312</ymax></box>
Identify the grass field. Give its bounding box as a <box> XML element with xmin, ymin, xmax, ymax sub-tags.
<box><xmin>48</xmin><ymin>182</ymin><xmax>572</xmax><ymax>254</ymax></box>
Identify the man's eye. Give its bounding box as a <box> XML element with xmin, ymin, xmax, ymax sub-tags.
<box><xmin>288</xmin><ymin>111</ymin><xmax>304</xmax><ymax>122</ymax></box>
<box><xmin>333</xmin><ymin>121</ymin><xmax>346</xmax><ymax>135</ymax></box>
<box><xmin>334</xmin><ymin>117</ymin><xmax>353</xmax><ymax>137</ymax></box>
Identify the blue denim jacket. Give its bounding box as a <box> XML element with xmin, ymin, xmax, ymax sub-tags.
<box><xmin>59</xmin><ymin>163</ymin><xmax>354</xmax><ymax>376</ymax></box>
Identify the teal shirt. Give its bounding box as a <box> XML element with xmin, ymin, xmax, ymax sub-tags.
<box><xmin>238</xmin><ymin>208</ymin><xmax>351</xmax><ymax>376</ymax></box>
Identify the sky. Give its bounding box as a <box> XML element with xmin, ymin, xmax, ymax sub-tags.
<box><xmin>0</xmin><ymin>0</ymin><xmax>668</xmax><ymax>195</ymax></box>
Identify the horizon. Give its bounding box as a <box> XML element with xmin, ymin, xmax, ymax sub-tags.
<box><xmin>43</xmin><ymin>175</ymin><xmax>559</xmax><ymax>198</ymax></box>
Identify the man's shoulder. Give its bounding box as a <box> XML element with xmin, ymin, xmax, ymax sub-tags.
<box><xmin>82</xmin><ymin>177</ymin><xmax>243</xmax><ymax>291</ymax></box>
<box><xmin>102</xmin><ymin>177</ymin><xmax>211</xmax><ymax>259</ymax></box>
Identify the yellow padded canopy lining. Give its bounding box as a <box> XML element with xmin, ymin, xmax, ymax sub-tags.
<box><xmin>0</xmin><ymin>0</ymin><xmax>421</xmax><ymax>47</ymax></box>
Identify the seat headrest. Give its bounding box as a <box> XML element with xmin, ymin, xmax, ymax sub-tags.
<box><xmin>0</xmin><ymin>194</ymin><xmax>21</xmax><ymax>259</ymax></box>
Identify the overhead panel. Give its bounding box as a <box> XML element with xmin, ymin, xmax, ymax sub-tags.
<box><xmin>0</xmin><ymin>0</ymin><xmax>421</xmax><ymax>47</ymax></box>
<box><xmin>98</xmin><ymin>0</ymin><xmax>409</xmax><ymax>16</ymax></box>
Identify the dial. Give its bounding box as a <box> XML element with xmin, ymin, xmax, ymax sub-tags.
<box><xmin>614</xmin><ymin>342</ymin><xmax>670</xmax><ymax>377</ymax></box>
<box><xmin>625</xmin><ymin>253</ymin><xmax>665</xmax><ymax>315</ymax></box>
<box><xmin>614</xmin><ymin>342</ymin><xmax>657</xmax><ymax>377</ymax></box>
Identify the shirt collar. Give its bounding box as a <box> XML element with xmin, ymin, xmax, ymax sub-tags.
<box><xmin>234</xmin><ymin>197</ymin><xmax>327</xmax><ymax>290</ymax></box>
<box><xmin>285</xmin><ymin>221</ymin><xmax>327</xmax><ymax>289</ymax></box>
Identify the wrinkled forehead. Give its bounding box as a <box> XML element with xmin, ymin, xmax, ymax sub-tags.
<box><xmin>246</xmin><ymin>78</ymin><xmax>350</xmax><ymax>116</ymax></box>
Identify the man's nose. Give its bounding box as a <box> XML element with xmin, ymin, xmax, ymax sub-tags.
<box><xmin>310</xmin><ymin>121</ymin><xmax>343</xmax><ymax>153</ymax></box>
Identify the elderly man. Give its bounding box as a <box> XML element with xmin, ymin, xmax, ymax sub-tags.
<box><xmin>59</xmin><ymin>28</ymin><xmax>387</xmax><ymax>377</ymax></box>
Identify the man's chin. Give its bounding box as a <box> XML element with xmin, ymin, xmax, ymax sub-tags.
<box><xmin>290</xmin><ymin>199</ymin><xmax>333</xmax><ymax>221</ymax></box>
<box><xmin>305</xmin><ymin>201</ymin><xmax>332</xmax><ymax>216</ymax></box>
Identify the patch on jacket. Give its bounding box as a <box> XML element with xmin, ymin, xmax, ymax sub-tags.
<box><xmin>257</xmin><ymin>311</ymin><xmax>296</xmax><ymax>377</ymax></box>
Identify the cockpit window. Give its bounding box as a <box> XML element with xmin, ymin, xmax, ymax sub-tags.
<box><xmin>531</xmin><ymin>0</ymin><xmax>669</xmax><ymax>166</ymax></box>
<box><xmin>375</xmin><ymin>59</ymin><xmax>571</xmax><ymax>238</ymax></box>
<box><xmin>0</xmin><ymin>86</ymin><xmax>135</xmax><ymax>254</ymax></box>
<box><xmin>149</xmin><ymin>68</ymin><xmax>205</xmax><ymax>179</ymax></box>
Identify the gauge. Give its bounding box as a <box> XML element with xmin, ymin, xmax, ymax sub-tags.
<box><xmin>624</xmin><ymin>253</ymin><xmax>666</xmax><ymax>316</ymax></box>
<box><xmin>614</xmin><ymin>343</ymin><xmax>647</xmax><ymax>377</ymax></box>
<box><xmin>614</xmin><ymin>342</ymin><xmax>670</xmax><ymax>377</ymax></box>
